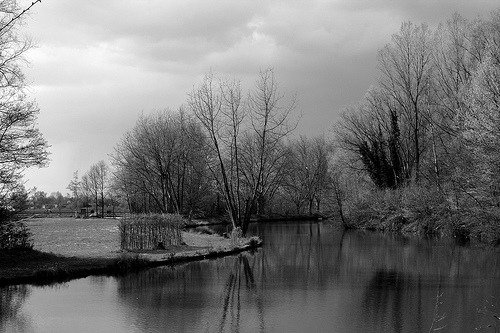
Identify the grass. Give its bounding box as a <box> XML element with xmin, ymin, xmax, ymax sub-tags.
<box><xmin>0</xmin><ymin>217</ymin><xmax>262</xmax><ymax>286</ymax></box>
<box><xmin>23</xmin><ymin>217</ymin><xmax>121</xmax><ymax>257</ymax></box>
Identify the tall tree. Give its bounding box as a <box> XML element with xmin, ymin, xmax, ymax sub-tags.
<box><xmin>282</xmin><ymin>135</ymin><xmax>330</xmax><ymax>214</ymax></box>
<box><xmin>188</xmin><ymin>68</ymin><xmax>295</xmax><ymax>235</ymax></box>
<box><xmin>66</xmin><ymin>170</ymin><xmax>81</xmax><ymax>210</ymax></box>
<box><xmin>188</xmin><ymin>71</ymin><xmax>245</xmax><ymax>229</ymax></box>
<box><xmin>245</xmin><ymin>68</ymin><xmax>296</xmax><ymax>217</ymax></box>
<box><xmin>111</xmin><ymin>109</ymin><xmax>208</xmax><ymax>214</ymax></box>
<box><xmin>459</xmin><ymin>56</ymin><xmax>500</xmax><ymax>206</ymax></box>
<box><xmin>82</xmin><ymin>161</ymin><xmax>108</xmax><ymax>217</ymax></box>
<box><xmin>378</xmin><ymin>22</ymin><xmax>436</xmax><ymax>182</ymax></box>
<box><xmin>0</xmin><ymin>0</ymin><xmax>48</xmax><ymax>213</ymax></box>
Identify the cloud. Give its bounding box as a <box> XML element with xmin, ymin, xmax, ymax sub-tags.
<box><xmin>28</xmin><ymin>0</ymin><xmax>269</xmax><ymax>71</ymax></box>
<box><xmin>20</xmin><ymin>0</ymin><xmax>500</xmax><ymax>194</ymax></box>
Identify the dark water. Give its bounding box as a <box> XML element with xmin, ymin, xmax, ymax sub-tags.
<box><xmin>2</xmin><ymin>221</ymin><xmax>500</xmax><ymax>333</ymax></box>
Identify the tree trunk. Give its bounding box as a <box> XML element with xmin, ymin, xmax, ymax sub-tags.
<box><xmin>94</xmin><ymin>193</ymin><xmax>98</xmax><ymax>217</ymax></box>
<box><xmin>100</xmin><ymin>192</ymin><xmax>105</xmax><ymax>218</ymax></box>
<box><xmin>241</xmin><ymin>217</ymin><xmax>250</xmax><ymax>237</ymax></box>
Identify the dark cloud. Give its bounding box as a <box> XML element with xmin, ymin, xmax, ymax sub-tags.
<box><xmin>21</xmin><ymin>0</ymin><xmax>500</xmax><ymax>193</ymax></box>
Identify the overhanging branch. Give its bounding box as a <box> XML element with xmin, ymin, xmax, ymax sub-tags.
<box><xmin>0</xmin><ymin>0</ymin><xmax>41</xmax><ymax>34</ymax></box>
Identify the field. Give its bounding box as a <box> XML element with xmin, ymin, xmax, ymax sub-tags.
<box><xmin>23</xmin><ymin>217</ymin><xmax>244</xmax><ymax>258</ymax></box>
<box><xmin>24</xmin><ymin>217</ymin><xmax>122</xmax><ymax>258</ymax></box>
<box><xmin>0</xmin><ymin>217</ymin><xmax>260</xmax><ymax>285</ymax></box>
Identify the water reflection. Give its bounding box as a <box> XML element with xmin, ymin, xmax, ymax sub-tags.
<box><xmin>113</xmin><ymin>223</ymin><xmax>500</xmax><ymax>332</ymax></box>
<box><xmin>218</xmin><ymin>255</ymin><xmax>264</xmax><ymax>333</ymax></box>
<box><xmin>3</xmin><ymin>222</ymin><xmax>500</xmax><ymax>333</ymax></box>
<box><xmin>0</xmin><ymin>285</ymin><xmax>34</xmax><ymax>333</ymax></box>
<box><xmin>362</xmin><ymin>269</ymin><xmax>424</xmax><ymax>332</ymax></box>
<box><xmin>116</xmin><ymin>262</ymin><xmax>217</xmax><ymax>332</ymax></box>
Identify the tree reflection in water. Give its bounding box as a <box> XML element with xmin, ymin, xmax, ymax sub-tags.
<box><xmin>0</xmin><ymin>285</ymin><xmax>34</xmax><ymax>332</ymax></box>
<box><xmin>4</xmin><ymin>222</ymin><xmax>500</xmax><ymax>333</ymax></box>
<box><xmin>362</xmin><ymin>269</ymin><xmax>415</xmax><ymax>332</ymax></box>
<box><xmin>219</xmin><ymin>254</ymin><xmax>264</xmax><ymax>333</ymax></box>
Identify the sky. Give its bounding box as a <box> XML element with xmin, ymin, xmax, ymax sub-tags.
<box><xmin>20</xmin><ymin>0</ymin><xmax>500</xmax><ymax>196</ymax></box>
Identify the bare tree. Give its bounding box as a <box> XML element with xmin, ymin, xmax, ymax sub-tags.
<box><xmin>188</xmin><ymin>71</ymin><xmax>245</xmax><ymax>229</ymax></box>
<box><xmin>111</xmin><ymin>109</ymin><xmax>208</xmax><ymax>214</ymax></box>
<box><xmin>66</xmin><ymin>170</ymin><xmax>81</xmax><ymax>210</ymax></box>
<box><xmin>440</xmin><ymin>10</ymin><xmax>500</xmax><ymax>208</ymax></box>
<box><xmin>282</xmin><ymin>135</ymin><xmax>330</xmax><ymax>214</ymax></box>
<box><xmin>80</xmin><ymin>173</ymin><xmax>93</xmax><ymax>214</ymax></box>
<box><xmin>458</xmin><ymin>56</ymin><xmax>500</xmax><ymax>206</ymax></box>
<box><xmin>245</xmin><ymin>68</ymin><xmax>297</xmax><ymax>217</ymax></box>
<box><xmin>0</xmin><ymin>0</ymin><xmax>48</xmax><ymax>211</ymax></box>
<box><xmin>82</xmin><ymin>161</ymin><xmax>108</xmax><ymax>217</ymax></box>
<box><xmin>378</xmin><ymin>22</ymin><xmax>436</xmax><ymax>183</ymax></box>
<box><xmin>433</xmin><ymin>13</ymin><xmax>477</xmax><ymax>121</ymax></box>
<box><xmin>188</xmin><ymin>68</ymin><xmax>296</xmax><ymax>235</ymax></box>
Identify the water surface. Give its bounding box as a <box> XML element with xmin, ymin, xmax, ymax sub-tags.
<box><xmin>2</xmin><ymin>222</ymin><xmax>500</xmax><ymax>332</ymax></box>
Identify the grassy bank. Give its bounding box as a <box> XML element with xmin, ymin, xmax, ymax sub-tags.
<box><xmin>0</xmin><ymin>237</ymin><xmax>262</xmax><ymax>286</ymax></box>
<box><xmin>341</xmin><ymin>186</ymin><xmax>500</xmax><ymax>245</ymax></box>
<box><xmin>0</xmin><ymin>218</ymin><xmax>262</xmax><ymax>286</ymax></box>
<box><xmin>0</xmin><ymin>249</ymin><xmax>150</xmax><ymax>286</ymax></box>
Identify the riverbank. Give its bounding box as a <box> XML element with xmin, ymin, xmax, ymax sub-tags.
<box><xmin>184</xmin><ymin>213</ymin><xmax>326</xmax><ymax>228</ymax></box>
<box><xmin>328</xmin><ymin>184</ymin><xmax>500</xmax><ymax>245</ymax></box>
<box><xmin>0</xmin><ymin>218</ymin><xmax>262</xmax><ymax>286</ymax></box>
<box><xmin>341</xmin><ymin>207</ymin><xmax>500</xmax><ymax>245</ymax></box>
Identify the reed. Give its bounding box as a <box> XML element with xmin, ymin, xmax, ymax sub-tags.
<box><xmin>119</xmin><ymin>213</ymin><xmax>183</xmax><ymax>250</ymax></box>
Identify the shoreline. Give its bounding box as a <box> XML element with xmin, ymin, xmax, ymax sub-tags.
<box><xmin>337</xmin><ymin>208</ymin><xmax>500</xmax><ymax>246</ymax></box>
<box><xmin>0</xmin><ymin>234</ymin><xmax>262</xmax><ymax>287</ymax></box>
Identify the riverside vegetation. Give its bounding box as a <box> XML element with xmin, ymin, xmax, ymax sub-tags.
<box><xmin>0</xmin><ymin>215</ymin><xmax>261</xmax><ymax>286</ymax></box>
<box><xmin>75</xmin><ymin>9</ymin><xmax>500</xmax><ymax>246</ymax></box>
<box><xmin>328</xmin><ymin>9</ymin><xmax>500</xmax><ymax>245</ymax></box>
<box><xmin>340</xmin><ymin>185</ymin><xmax>500</xmax><ymax>245</ymax></box>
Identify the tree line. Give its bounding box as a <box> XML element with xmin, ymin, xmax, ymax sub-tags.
<box><xmin>332</xmin><ymin>9</ymin><xmax>500</xmax><ymax>238</ymax></box>
<box><xmin>3</xmin><ymin>0</ymin><xmax>500</xmax><ymax>241</ymax></box>
<box><xmin>66</xmin><ymin>69</ymin><xmax>331</xmax><ymax>235</ymax></box>
<box><xmin>60</xmin><ymin>9</ymin><xmax>500</xmax><ymax>239</ymax></box>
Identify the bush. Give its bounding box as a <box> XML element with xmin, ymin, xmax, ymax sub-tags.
<box><xmin>399</xmin><ymin>185</ymin><xmax>449</xmax><ymax>220</ymax></box>
<box><xmin>345</xmin><ymin>184</ymin><xmax>451</xmax><ymax>232</ymax></box>
<box><xmin>119</xmin><ymin>213</ymin><xmax>184</xmax><ymax>250</ymax></box>
<box><xmin>452</xmin><ymin>208</ymin><xmax>500</xmax><ymax>245</ymax></box>
<box><xmin>0</xmin><ymin>220</ymin><xmax>33</xmax><ymax>250</ymax></box>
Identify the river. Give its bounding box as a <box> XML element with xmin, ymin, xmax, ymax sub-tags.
<box><xmin>1</xmin><ymin>221</ymin><xmax>500</xmax><ymax>332</ymax></box>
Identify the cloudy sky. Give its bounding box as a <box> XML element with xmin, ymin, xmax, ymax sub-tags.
<box><xmin>21</xmin><ymin>0</ymin><xmax>499</xmax><ymax>195</ymax></box>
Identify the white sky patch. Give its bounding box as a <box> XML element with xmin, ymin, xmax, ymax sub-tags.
<box><xmin>23</xmin><ymin>141</ymin><xmax>79</xmax><ymax>195</ymax></box>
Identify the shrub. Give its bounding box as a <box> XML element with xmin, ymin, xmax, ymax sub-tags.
<box><xmin>399</xmin><ymin>185</ymin><xmax>449</xmax><ymax>220</ymax></box>
<box><xmin>111</xmin><ymin>253</ymin><xmax>150</xmax><ymax>273</ymax></box>
<box><xmin>345</xmin><ymin>184</ymin><xmax>451</xmax><ymax>231</ymax></box>
<box><xmin>0</xmin><ymin>220</ymin><xmax>33</xmax><ymax>250</ymax></box>
<box><xmin>119</xmin><ymin>213</ymin><xmax>184</xmax><ymax>250</ymax></box>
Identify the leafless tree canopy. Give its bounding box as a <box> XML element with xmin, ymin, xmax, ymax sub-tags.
<box><xmin>334</xmin><ymin>9</ymin><xmax>500</xmax><ymax>211</ymax></box>
<box><xmin>0</xmin><ymin>0</ymin><xmax>48</xmax><ymax>214</ymax></box>
<box><xmin>188</xmin><ymin>68</ymin><xmax>297</xmax><ymax>234</ymax></box>
<box><xmin>111</xmin><ymin>109</ymin><xmax>209</xmax><ymax>215</ymax></box>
